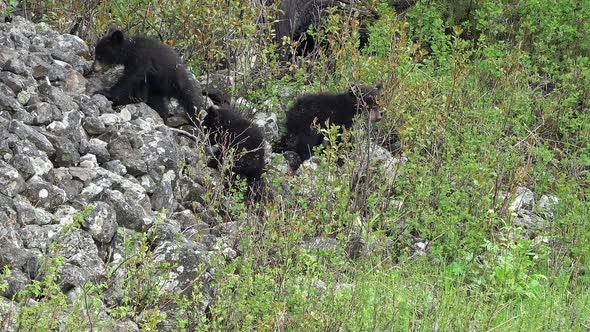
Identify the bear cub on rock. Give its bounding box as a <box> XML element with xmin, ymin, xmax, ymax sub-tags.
<box><xmin>92</xmin><ymin>29</ymin><xmax>202</xmax><ymax>124</ymax></box>
<box><xmin>283</xmin><ymin>85</ymin><xmax>383</xmax><ymax>169</ymax></box>
<box><xmin>203</xmin><ymin>106</ymin><xmax>265</xmax><ymax>201</ymax></box>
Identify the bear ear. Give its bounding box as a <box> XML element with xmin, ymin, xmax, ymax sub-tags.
<box><xmin>109</xmin><ymin>29</ymin><xmax>125</xmax><ymax>45</ymax></box>
<box><xmin>106</xmin><ymin>22</ymin><xmax>118</xmax><ymax>36</ymax></box>
<box><xmin>206</xmin><ymin>106</ymin><xmax>220</xmax><ymax>122</ymax></box>
<box><xmin>375</xmin><ymin>82</ymin><xmax>383</xmax><ymax>90</ymax></box>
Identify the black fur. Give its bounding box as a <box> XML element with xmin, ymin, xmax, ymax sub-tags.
<box><xmin>282</xmin><ymin>86</ymin><xmax>382</xmax><ymax>167</ymax></box>
<box><xmin>203</xmin><ymin>106</ymin><xmax>265</xmax><ymax>201</ymax></box>
<box><xmin>274</xmin><ymin>0</ymin><xmax>379</xmax><ymax>57</ymax></box>
<box><xmin>92</xmin><ymin>29</ymin><xmax>202</xmax><ymax>124</ymax></box>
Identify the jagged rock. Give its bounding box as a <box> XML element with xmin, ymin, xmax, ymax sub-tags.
<box><xmin>253</xmin><ymin>110</ymin><xmax>279</xmax><ymax>142</ymax></box>
<box><xmin>0</xmin><ymin>297</ymin><xmax>18</xmax><ymax>332</ymax></box>
<box><xmin>24</xmin><ymin>175</ymin><xmax>67</xmax><ymax>212</ymax></box>
<box><xmin>152</xmin><ymin>239</ymin><xmax>210</xmax><ymax>298</ymax></box>
<box><xmin>0</xmin><ymin>162</ymin><xmax>25</xmax><ymax>197</ymax></box>
<box><xmin>82</xmin><ymin>201</ymin><xmax>118</xmax><ymax>244</ymax></box>
<box><xmin>538</xmin><ymin>195</ymin><xmax>558</xmax><ymax>221</ymax></box>
<box><xmin>25</xmin><ymin>102</ymin><xmax>61</xmax><ymax>125</ymax></box>
<box><xmin>0</xmin><ymin>86</ymin><xmax>23</xmax><ymax>113</ymax></box>
<box><xmin>38</xmin><ymin>82</ymin><xmax>78</xmax><ymax>113</ymax></box>
<box><xmin>222</xmin><ymin>247</ymin><xmax>237</xmax><ymax>260</ymax></box>
<box><xmin>0</xmin><ymin>71</ymin><xmax>34</xmax><ymax>94</ymax></box>
<box><xmin>0</xmin><ymin>46</ymin><xmax>18</xmax><ymax>68</ymax></box>
<box><xmin>98</xmin><ymin>189</ymin><xmax>148</xmax><ymax>232</ymax></box>
<box><xmin>79</xmin><ymin>153</ymin><xmax>98</xmax><ymax>168</ymax></box>
<box><xmin>107</xmin><ymin>133</ymin><xmax>147</xmax><ymax>176</ymax></box>
<box><xmin>43</xmin><ymin>133</ymin><xmax>80</xmax><ymax>167</ymax></box>
<box><xmin>8</xmin><ymin>120</ymin><xmax>55</xmax><ymax>156</ymax></box>
<box><xmin>510</xmin><ymin>186</ymin><xmax>535</xmax><ymax>213</ymax></box>
<box><xmin>82</xmin><ymin>116</ymin><xmax>107</xmax><ymax>135</ymax></box>
<box><xmin>151</xmin><ymin>170</ymin><xmax>178</xmax><ymax>213</ymax></box>
<box><xmin>63</xmin><ymin>70</ymin><xmax>87</xmax><ymax>94</ymax></box>
<box><xmin>104</xmin><ymin>160</ymin><xmax>127</xmax><ymax>176</ymax></box>
<box><xmin>13</xmin><ymin>195</ymin><xmax>52</xmax><ymax>226</ymax></box>
<box><xmin>50</xmin><ymin>167</ymin><xmax>83</xmax><ymax>199</ymax></box>
<box><xmin>0</xmin><ymin>194</ymin><xmax>17</xmax><ymax>223</ymax></box>
<box><xmin>1</xmin><ymin>268</ymin><xmax>29</xmax><ymax>299</ymax></box>
<box><xmin>79</xmin><ymin>138</ymin><xmax>110</xmax><ymax>163</ymax></box>
<box><xmin>4</xmin><ymin>58</ymin><xmax>30</xmax><ymax>76</ymax></box>
<box><xmin>0</xmin><ymin>242</ymin><xmax>41</xmax><ymax>274</ymax></box>
<box><xmin>9</xmin><ymin>143</ymin><xmax>53</xmax><ymax>180</ymax></box>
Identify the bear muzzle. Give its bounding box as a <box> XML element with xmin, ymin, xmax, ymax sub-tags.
<box><xmin>92</xmin><ymin>60</ymin><xmax>110</xmax><ymax>73</ymax></box>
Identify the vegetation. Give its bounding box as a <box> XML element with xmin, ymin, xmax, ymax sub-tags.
<box><xmin>2</xmin><ymin>0</ymin><xmax>589</xmax><ymax>330</ymax></box>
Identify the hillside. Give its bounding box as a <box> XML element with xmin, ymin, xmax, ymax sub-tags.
<box><xmin>0</xmin><ymin>1</ymin><xmax>589</xmax><ymax>330</ymax></box>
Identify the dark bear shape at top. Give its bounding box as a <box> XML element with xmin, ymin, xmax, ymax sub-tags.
<box><xmin>274</xmin><ymin>0</ymin><xmax>380</xmax><ymax>57</ymax></box>
<box><xmin>203</xmin><ymin>106</ymin><xmax>265</xmax><ymax>201</ymax></box>
<box><xmin>284</xmin><ymin>85</ymin><xmax>383</xmax><ymax>167</ymax></box>
<box><xmin>92</xmin><ymin>29</ymin><xmax>202</xmax><ymax>125</ymax></box>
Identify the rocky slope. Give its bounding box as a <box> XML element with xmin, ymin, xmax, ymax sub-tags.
<box><xmin>0</xmin><ymin>16</ymin><xmax>242</xmax><ymax>329</ymax></box>
<box><xmin>0</xmin><ymin>16</ymin><xmax>560</xmax><ymax>330</ymax></box>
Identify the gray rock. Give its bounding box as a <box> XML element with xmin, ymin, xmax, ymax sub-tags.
<box><xmin>24</xmin><ymin>175</ymin><xmax>67</xmax><ymax>212</ymax></box>
<box><xmin>98</xmin><ymin>189</ymin><xmax>148</xmax><ymax>232</ymax></box>
<box><xmin>50</xmin><ymin>167</ymin><xmax>83</xmax><ymax>199</ymax></box>
<box><xmin>510</xmin><ymin>186</ymin><xmax>535</xmax><ymax>213</ymax></box>
<box><xmin>0</xmin><ymin>242</ymin><xmax>41</xmax><ymax>275</ymax></box>
<box><xmin>0</xmin><ymin>90</ymin><xmax>23</xmax><ymax>113</ymax></box>
<box><xmin>18</xmin><ymin>224</ymin><xmax>60</xmax><ymax>253</ymax></box>
<box><xmin>79</xmin><ymin>138</ymin><xmax>110</xmax><ymax>163</ymax></box>
<box><xmin>151</xmin><ymin>239</ymin><xmax>210</xmax><ymax>298</ymax></box>
<box><xmin>0</xmin><ymin>46</ymin><xmax>18</xmax><ymax>68</ymax></box>
<box><xmin>79</xmin><ymin>154</ymin><xmax>98</xmax><ymax>168</ymax></box>
<box><xmin>0</xmin><ymin>71</ymin><xmax>34</xmax><ymax>94</ymax></box>
<box><xmin>25</xmin><ymin>102</ymin><xmax>61</xmax><ymax>125</ymax></box>
<box><xmin>0</xmin><ymin>297</ymin><xmax>18</xmax><ymax>331</ymax></box>
<box><xmin>31</xmin><ymin>59</ymin><xmax>52</xmax><ymax>79</ymax></box>
<box><xmin>54</xmin><ymin>228</ymin><xmax>106</xmax><ymax>290</ymax></box>
<box><xmin>13</xmin><ymin>195</ymin><xmax>52</xmax><ymax>226</ymax></box>
<box><xmin>53</xmin><ymin>205</ymin><xmax>79</xmax><ymax>225</ymax></box>
<box><xmin>8</xmin><ymin>120</ymin><xmax>55</xmax><ymax>156</ymax></box>
<box><xmin>222</xmin><ymin>247</ymin><xmax>237</xmax><ymax>260</ymax></box>
<box><xmin>1</xmin><ymin>268</ymin><xmax>29</xmax><ymax>299</ymax></box>
<box><xmin>43</xmin><ymin>133</ymin><xmax>80</xmax><ymax>167</ymax></box>
<box><xmin>104</xmin><ymin>160</ymin><xmax>127</xmax><ymax>176</ymax></box>
<box><xmin>4</xmin><ymin>58</ymin><xmax>30</xmax><ymax>76</ymax></box>
<box><xmin>82</xmin><ymin>116</ymin><xmax>107</xmax><ymax>135</ymax></box>
<box><xmin>99</xmin><ymin>113</ymin><xmax>121</xmax><ymax>126</ymax></box>
<box><xmin>55</xmin><ymin>33</ymin><xmax>89</xmax><ymax>56</ymax></box>
<box><xmin>0</xmin><ymin>162</ymin><xmax>25</xmax><ymax>197</ymax></box>
<box><xmin>38</xmin><ymin>82</ymin><xmax>78</xmax><ymax>113</ymax></box>
<box><xmin>151</xmin><ymin>171</ymin><xmax>178</xmax><ymax>213</ymax></box>
<box><xmin>252</xmin><ymin>111</ymin><xmax>279</xmax><ymax>142</ymax></box>
<box><xmin>63</xmin><ymin>70</ymin><xmax>87</xmax><ymax>94</ymax></box>
<box><xmin>82</xmin><ymin>201</ymin><xmax>118</xmax><ymax>244</ymax></box>
<box><xmin>107</xmin><ymin>134</ymin><xmax>147</xmax><ymax>176</ymax></box>
<box><xmin>9</xmin><ymin>149</ymin><xmax>53</xmax><ymax>180</ymax></box>
<box><xmin>538</xmin><ymin>195</ymin><xmax>558</xmax><ymax>221</ymax></box>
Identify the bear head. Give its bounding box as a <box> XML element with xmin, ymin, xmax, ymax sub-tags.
<box><xmin>92</xmin><ymin>29</ymin><xmax>128</xmax><ymax>73</ymax></box>
<box><xmin>348</xmin><ymin>84</ymin><xmax>383</xmax><ymax>122</ymax></box>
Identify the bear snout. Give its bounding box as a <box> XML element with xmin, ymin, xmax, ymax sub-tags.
<box><xmin>369</xmin><ymin>108</ymin><xmax>384</xmax><ymax>121</ymax></box>
<box><xmin>92</xmin><ymin>60</ymin><xmax>110</xmax><ymax>73</ymax></box>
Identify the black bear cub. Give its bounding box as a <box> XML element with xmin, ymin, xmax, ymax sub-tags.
<box><xmin>203</xmin><ymin>106</ymin><xmax>265</xmax><ymax>201</ymax></box>
<box><xmin>284</xmin><ymin>85</ymin><xmax>383</xmax><ymax>168</ymax></box>
<box><xmin>92</xmin><ymin>29</ymin><xmax>201</xmax><ymax>124</ymax></box>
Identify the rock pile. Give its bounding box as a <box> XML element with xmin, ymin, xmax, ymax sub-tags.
<box><xmin>0</xmin><ymin>17</ymin><xmax>234</xmax><ymax>327</ymax></box>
